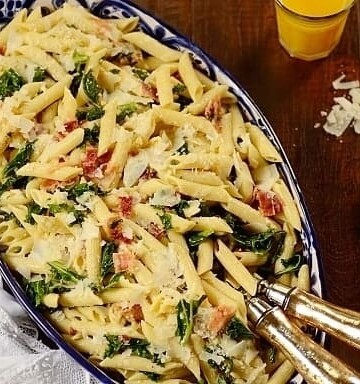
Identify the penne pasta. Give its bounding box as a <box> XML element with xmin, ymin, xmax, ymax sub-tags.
<box><xmin>0</xmin><ymin>5</ymin><xmax>306</xmax><ymax>384</ymax></box>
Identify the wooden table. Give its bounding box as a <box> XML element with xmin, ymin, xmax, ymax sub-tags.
<box><xmin>133</xmin><ymin>0</ymin><xmax>360</xmax><ymax>372</ymax></box>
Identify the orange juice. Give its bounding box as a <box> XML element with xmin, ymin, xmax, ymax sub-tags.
<box><xmin>275</xmin><ymin>0</ymin><xmax>354</xmax><ymax>60</ymax></box>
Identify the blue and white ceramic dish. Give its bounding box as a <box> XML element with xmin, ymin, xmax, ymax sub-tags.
<box><xmin>0</xmin><ymin>1</ymin><xmax>326</xmax><ymax>383</ymax></box>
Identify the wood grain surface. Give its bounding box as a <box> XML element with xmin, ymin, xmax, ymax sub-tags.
<box><xmin>132</xmin><ymin>0</ymin><xmax>360</xmax><ymax>372</ymax></box>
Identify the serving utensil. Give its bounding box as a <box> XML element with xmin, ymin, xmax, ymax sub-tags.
<box><xmin>245</xmin><ymin>279</ymin><xmax>360</xmax><ymax>384</ymax></box>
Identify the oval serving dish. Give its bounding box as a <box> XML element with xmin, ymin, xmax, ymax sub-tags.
<box><xmin>0</xmin><ymin>1</ymin><xmax>326</xmax><ymax>383</ymax></box>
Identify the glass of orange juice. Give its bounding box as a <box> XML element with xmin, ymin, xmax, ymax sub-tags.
<box><xmin>274</xmin><ymin>0</ymin><xmax>357</xmax><ymax>61</ymax></box>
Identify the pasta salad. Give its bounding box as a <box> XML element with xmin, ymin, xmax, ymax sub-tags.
<box><xmin>0</xmin><ymin>4</ymin><xmax>309</xmax><ymax>383</ymax></box>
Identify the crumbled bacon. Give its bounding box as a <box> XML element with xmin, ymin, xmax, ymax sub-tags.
<box><xmin>69</xmin><ymin>327</ymin><xmax>77</xmax><ymax>336</ymax></box>
<box><xmin>0</xmin><ymin>45</ymin><xmax>5</xmax><ymax>56</ymax></box>
<box><xmin>113</xmin><ymin>249</ymin><xmax>136</xmax><ymax>273</ymax></box>
<box><xmin>207</xmin><ymin>305</ymin><xmax>236</xmax><ymax>334</ymax></box>
<box><xmin>129</xmin><ymin>304</ymin><xmax>144</xmax><ymax>322</ymax></box>
<box><xmin>204</xmin><ymin>97</ymin><xmax>223</xmax><ymax>126</ymax></box>
<box><xmin>82</xmin><ymin>147</ymin><xmax>98</xmax><ymax>178</ymax></box>
<box><xmin>64</xmin><ymin>120</ymin><xmax>79</xmax><ymax>133</ymax></box>
<box><xmin>147</xmin><ymin>222</ymin><xmax>165</xmax><ymax>239</ymax></box>
<box><xmin>109</xmin><ymin>219</ymin><xmax>133</xmax><ymax>244</ymax></box>
<box><xmin>82</xmin><ymin>146</ymin><xmax>112</xmax><ymax>179</ymax></box>
<box><xmin>142</xmin><ymin>83</ymin><xmax>158</xmax><ymax>100</ymax></box>
<box><xmin>254</xmin><ymin>188</ymin><xmax>282</xmax><ymax>217</ymax></box>
<box><xmin>119</xmin><ymin>196</ymin><xmax>133</xmax><ymax>218</ymax></box>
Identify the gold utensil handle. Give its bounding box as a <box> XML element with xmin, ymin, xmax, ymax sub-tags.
<box><xmin>259</xmin><ymin>280</ymin><xmax>360</xmax><ymax>350</ymax></box>
<box><xmin>248</xmin><ymin>297</ymin><xmax>360</xmax><ymax>384</ymax></box>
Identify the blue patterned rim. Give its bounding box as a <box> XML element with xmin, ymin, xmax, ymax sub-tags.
<box><xmin>0</xmin><ymin>1</ymin><xmax>327</xmax><ymax>383</ymax></box>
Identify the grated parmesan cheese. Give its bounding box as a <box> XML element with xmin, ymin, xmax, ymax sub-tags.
<box><xmin>320</xmin><ymin>74</ymin><xmax>360</xmax><ymax>137</ymax></box>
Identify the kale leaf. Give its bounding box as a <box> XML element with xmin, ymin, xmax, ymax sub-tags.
<box><xmin>187</xmin><ymin>229</ymin><xmax>214</xmax><ymax>248</ymax></box>
<box><xmin>274</xmin><ymin>254</ymin><xmax>307</xmax><ymax>277</ymax></box>
<box><xmin>0</xmin><ymin>68</ymin><xmax>25</xmax><ymax>100</ymax></box>
<box><xmin>158</xmin><ymin>212</ymin><xmax>172</xmax><ymax>230</ymax></box>
<box><xmin>25</xmin><ymin>202</ymin><xmax>44</xmax><ymax>224</ymax></box>
<box><xmin>48</xmin><ymin>261</ymin><xmax>83</xmax><ymax>284</ymax></box>
<box><xmin>225</xmin><ymin>316</ymin><xmax>253</xmax><ymax>342</ymax></box>
<box><xmin>3</xmin><ymin>142</ymin><xmax>34</xmax><ymax>178</ymax></box>
<box><xmin>104</xmin><ymin>335</ymin><xmax>125</xmax><ymax>358</ymax></box>
<box><xmin>173</xmin><ymin>200</ymin><xmax>190</xmax><ymax>218</ymax></box>
<box><xmin>76</xmin><ymin>106</ymin><xmax>104</xmax><ymax>122</ymax></box>
<box><xmin>83</xmin><ymin>70</ymin><xmax>102</xmax><ymax>103</ymax></box>
<box><xmin>100</xmin><ymin>242</ymin><xmax>116</xmax><ymax>277</ymax></box>
<box><xmin>116</xmin><ymin>103</ymin><xmax>137</xmax><ymax>124</ymax></box>
<box><xmin>176</xmin><ymin>296</ymin><xmax>205</xmax><ymax>344</ymax></box>
<box><xmin>24</xmin><ymin>279</ymin><xmax>48</xmax><ymax>307</ymax></box>
<box><xmin>64</xmin><ymin>182</ymin><xmax>105</xmax><ymax>200</ymax></box>
<box><xmin>33</xmin><ymin>67</ymin><xmax>46</xmax><ymax>82</ymax></box>
<box><xmin>132</xmin><ymin>67</ymin><xmax>149</xmax><ymax>81</ymax></box>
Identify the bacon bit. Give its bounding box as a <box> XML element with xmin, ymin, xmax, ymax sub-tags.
<box><xmin>119</xmin><ymin>196</ymin><xmax>133</xmax><ymax>218</ymax></box>
<box><xmin>254</xmin><ymin>188</ymin><xmax>282</xmax><ymax>217</ymax></box>
<box><xmin>82</xmin><ymin>146</ymin><xmax>112</xmax><ymax>179</ymax></box>
<box><xmin>0</xmin><ymin>45</ymin><xmax>5</xmax><ymax>55</ymax></box>
<box><xmin>64</xmin><ymin>120</ymin><xmax>79</xmax><ymax>133</ymax></box>
<box><xmin>113</xmin><ymin>249</ymin><xmax>136</xmax><ymax>273</ymax></box>
<box><xmin>129</xmin><ymin>304</ymin><xmax>144</xmax><ymax>323</ymax></box>
<box><xmin>142</xmin><ymin>83</ymin><xmax>158</xmax><ymax>100</ymax></box>
<box><xmin>140</xmin><ymin>167</ymin><xmax>157</xmax><ymax>181</ymax></box>
<box><xmin>82</xmin><ymin>147</ymin><xmax>98</xmax><ymax>178</ymax></box>
<box><xmin>208</xmin><ymin>305</ymin><xmax>236</xmax><ymax>334</ymax></box>
<box><xmin>204</xmin><ymin>97</ymin><xmax>224</xmax><ymax>126</ymax></box>
<box><xmin>97</xmin><ymin>150</ymin><xmax>112</xmax><ymax>165</ymax></box>
<box><xmin>69</xmin><ymin>327</ymin><xmax>77</xmax><ymax>336</ymax></box>
<box><xmin>109</xmin><ymin>218</ymin><xmax>133</xmax><ymax>244</ymax></box>
<box><xmin>147</xmin><ymin>222</ymin><xmax>165</xmax><ymax>240</ymax></box>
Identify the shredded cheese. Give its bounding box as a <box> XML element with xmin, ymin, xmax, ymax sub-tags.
<box><xmin>320</xmin><ymin>74</ymin><xmax>360</xmax><ymax>137</ymax></box>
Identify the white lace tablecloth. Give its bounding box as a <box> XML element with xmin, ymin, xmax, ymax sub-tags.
<box><xmin>0</xmin><ymin>276</ymin><xmax>99</xmax><ymax>384</ymax></box>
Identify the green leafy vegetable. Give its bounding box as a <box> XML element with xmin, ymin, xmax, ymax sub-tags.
<box><xmin>173</xmin><ymin>83</ymin><xmax>186</xmax><ymax>95</ymax></box>
<box><xmin>83</xmin><ymin>70</ymin><xmax>102</xmax><ymax>103</ymax></box>
<box><xmin>128</xmin><ymin>338</ymin><xmax>152</xmax><ymax>359</ymax></box>
<box><xmin>275</xmin><ymin>254</ymin><xmax>307</xmax><ymax>277</ymax></box>
<box><xmin>132</xmin><ymin>67</ymin><xmax>149</xmax><ymax>81</ymax></box>
<box><xmin>232</xmin><ymin>229</ymin><xmax>285</xmax><ymax>260</ymax></box>
<box><xmin>3</xmin><ymin>142</ymin><xmax>34</xmax><ymax>178</ymax></box>
<box><xmin>187</xmin><ymin>229</ymin><xmax>214</xmax><ymax>248</ymax></box>
<box><xmin>33</xmin><ymin>67</ymin><xmax>46</xmax><ymax>82</ymax></box>
<box><xmin>225</xmin><ymin>317</ymin><xmax>253</xmax><ymax>342</ymax></box>
<box><xmin>104</xmin><ymin>336</ymin><xmax>154</xmax><ymax>360</ymax></box>
<box><xmin>159</xmin><ymin>212</ymin><xmax>172</xmax><ymax>230</ymax></box>
<box><xmin>0</xmin><ymin>176</ymin><xmax>28</xmax><ymax>197</ymax></box>
<box><xmin>173</xmin><ymin>200</ymin><xmax>190</xmax><ymax>218</ymax></box>
<box><xmin>0</xmin><ymin>68</ymin><xmax>25</xmax><ymax>100</ymax></box>
<box><xmin>104</xmin><ymin>335</ymin><xmax>125</xmax><ymax>358</ymax></box>
<box><xmin>77</xmin><ymin>105</ymin><xmax>104</xmax><ymax>122</ymax></box>
<box><xmin>73</xmin><ymin>50</ymin><xmax>89</xmax><ymax>71</ymax></box>
<box><xmin>104</xmin><ymin>273</ymin><xmax>123</xmax><ymax>288</ymax></box>
<box><xmin>176</xmin><ymin>142</ymin><xmax>189</xmax><ymax>155</ymax></box>
<box><xmin>48</xmin><ymin>261</ymin><xmax>83</xmax><ymax>284</ymax></box>
<box><xmin>48</xmin><ymin>203</ymin><xmax>85</xmax><ymax>225</ymax></box>
<box><xmin>64</xmin><ymin>182</ymin><xmax>105</xmax><ymax>200</ymax></box>
<box><xmin>82</xmin><ymin>124</ymin><xmax>100</xmax><ymax>145</ymax></box>
<box><xmin>142</xmin><ymin>372</ymin><xmax>161</xmax><ymax>381</ymax></box>
<box><xmin>25</xmin><ymin>202</ymin><xmax>44</xmax><ymax>224</ymax></box>
<box><xmin>116</xmin><ymin>103</ymin><xmax>137</xmax><ymax>124</ymax></box>
<box><xmin>24</xmin><ymin>279</ymin><xmax>48</xmax><ymax>307</ymax></box>
<box><xmin>100</xmin><ymin>242</ymin><xmax>116</xmax><ymax>277</ymax></box>
<box><xmin>176</xmin><ymin>296</ymin><xmax>205</xmax><ymax>344</ymax></box>
<box><xmin>205</xmin><ymin>344</ymin><xmax>234</xmax><ymax>384</ymax></box>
